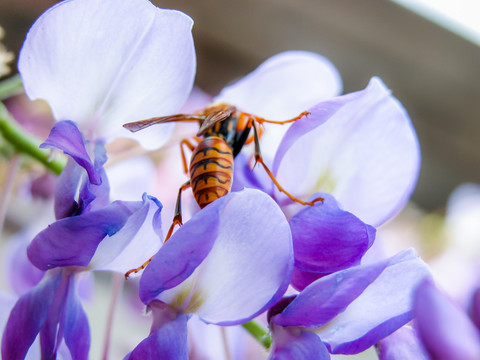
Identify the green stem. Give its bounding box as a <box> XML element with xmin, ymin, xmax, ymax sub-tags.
<box><xmin>0</xmin><ymin>102</ymin><xmax>65</xmax><ymax>175</ymax></box>
<box><xmin>0</xmin><ymin>74</ymin><xmax>24</xmax><ymax>100</ymax></box>
<box><xmin>241</xmin><ymin>320</ymin><xmax>272</xmax><ymax>349</ymax></box>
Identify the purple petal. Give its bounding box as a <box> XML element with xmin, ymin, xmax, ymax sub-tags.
<box><xmin>1</xmin><ymin>272</ymin><xmax>62</xmax><ymax>360</ymax></box>
<box><xmin>19</xmin><ymin>0</ymin><xmax>195</xmax><ymax>148</ymax></box>
<box><xmin>273</xmin><ymin>77</ymin><xmax>420</xmax><ymax>226</ymax></box>
<box><xmin>317</xmin><ymin>249</ymin><xmax>431</xmax><ymax>354</ymax></box>
<box><xmin>273</xmin><ymin>255</ymin><xmax>389</xmax><ymax>328</ymax></box>
<box><xmin>90</xmin><ymin>194</ymin><xmax>163</xmax><ymax>273</ymax></box>
<box><xmin>139</xmin><ymin>196</ymin><xmax>225</xmax><ymax>303</ymax></box>
<box><xmin>27</xmin><ymin>201</ymin><xmax>135</xmax><ymax>270</ymax></box>
<box><xmin>40</xmin><ymin>120</ymin><xmax>100</xmax><ymax>185</ymax></box>
<box><xmin>290</xmin><ymin>267</ymin><xmax>325</xmax><ymax>292</ymax></box>
<box><xmin>39</xmin><ymin>273</ymin><xmax>71</xmax><ymax>358</ymax></box>
<box><xmin>77</xmin><ymin>142</ymin><xmax>110</xmax><ymax>213</ymax></box>
<box><xmin>414</xmin><ymin>278</ymin><xmax>480</xmax><ymax>360</ymax></box>
<box><xmin>231</xmin><ymin>153</ymin><xmax>273</xmax><ymax>194</ymax></box>
<box><xmin>470</xmin><ymin>288</ymin><xmax>480</xmax><ymax>331</ymax></box>
<box><xmin>167</xmin><ymin>189</ymin><xmax>293</xmax><ymax>325</ymax></box>
<box><xmin>290</xmin><ymin>193</ymin><xmax>375</xmax><ymax>275</ymax></box>
<box><xmin>126</xmin><ymin>301</ymin><xmax>188</xmax><ymax>360</ymax></box>
<box><xmin>269</xmin><ymin>323</ymin><xmax>330</xmax><ymax>360</ymax></box>
<box><xmin>64</xmin><ymin>280</ymin><xmax>90</xmax><ymax>360</ymax></box>
<box><xmin>54</xmin><ymin>159</ymin><xmax>83</xmax><ymax>219</ymax></box>
<box><xmin>376</xmin><ymin>326</ymin><xmax>429</xmax><ymax>360</ymax></box>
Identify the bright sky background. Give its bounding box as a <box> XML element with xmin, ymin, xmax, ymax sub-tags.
<box><xmin>393</xmin><ymin>0</ymin><xmax>480</xmax><ymax>46</ymax></box>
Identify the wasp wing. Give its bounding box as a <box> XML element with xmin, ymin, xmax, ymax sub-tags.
<box><xmin>123</xmin><ymin>114</ymin><xmax>205</xmax><ymax>133</ymax></box>
<box><xmin>197</xmin><ymin>106</ymin><xmax>236</xmax><ymax>136</ymax></box>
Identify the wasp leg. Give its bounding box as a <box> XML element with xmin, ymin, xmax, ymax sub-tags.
<box><xmin>164</xmin><ymin>180</ymin><xmax>191</xmax><ymax>242</ymax></box>
<box><xmin>124</xmin><ymin>181</ymin><xmax>191</xmax><ymax>279</ymax></box>
<box><xmin>244</xmin><ymin>110</ymin><xmax>307</xmax><ymax>145</ymax></box>
<box><xmin>180</xmin><ymin>139</ymin><xmax>197</xmax><ymax>174</ymax></box>
<box><xmin>252</xmin><ymin>122</ymin><xmax>323</xmax><ymax>206</ymax></box>
<box><xmin>255</xmin><ymin>111</ymin><xmax>310</xmax><ymax>125</ymax></box>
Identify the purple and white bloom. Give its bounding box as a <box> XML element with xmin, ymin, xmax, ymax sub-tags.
<box><xmin>1</xmin><ymin>121</ymin><xmax>163</xmax><ymax>359</ymax></box>
<box><xmin>126</xmin><ymin>189</ymin><xmax>294</xmax><ymax>359</ymax></box>
<box><xmin>18</xmin><ymin>0</ymin><xmax>195</xmax><ymax>149</ymax></box>
<box><xmin>232</xmin><ymin>76</ymin><xmax>419</xmax><ymax>226</ymax></box>
<box><xmin>414</xmin><ymin>278</ymin><xmax>480</xmax><ymax>360</ymax></box>
<box><xmin>223</xmin><ymin>65</ymin><xmax>419</xmax><ymax>287</ymax></box>
<box><xmin>268</xmin><ymin>248</ymin><xmax>431</xmax><ymax>359</ymax></box>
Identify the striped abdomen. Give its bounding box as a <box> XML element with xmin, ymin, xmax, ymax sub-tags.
<box><xmin>189</xmin><ymin>136</ymin><xmax>234</xmax><ymax>209</ymax></box>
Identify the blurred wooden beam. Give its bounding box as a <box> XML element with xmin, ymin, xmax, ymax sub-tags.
<box><xmin>156</xmin><ymin>0</ymin><xmax>480</xmax><ymax>210</ymax></box>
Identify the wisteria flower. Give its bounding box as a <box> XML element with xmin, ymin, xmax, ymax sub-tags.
<box><xmin>127</xmin><ymin>189</ymin><xmax>293</xmax><ymax>359</ymax></box>
<box><xmin>222</xmin><ymin>64</ymin><xmax>419</xmax><ymax>286</ymax></box>
<box><xmin>413</xmin><ymin>278</ymin><xmax>480</xmax><ymax>360</ymax></box>
<box><xmin>18</xmin><ymin>0</ymin><xmax>195</xmax><ymax>149</ymax></box>
<box><xmin>267</xmin><ymin>248</ymin><xmax>431</xmax><ymax>359</ymax></box>
<box><xmin>231</xmin><ymin>75</ymin><xmax>419</xmax><ymax>227</ymax></box>
<box><xmin>1</xmin><ymin>121</ymin><xmax>163</xmax><ymax>359</ymax></box>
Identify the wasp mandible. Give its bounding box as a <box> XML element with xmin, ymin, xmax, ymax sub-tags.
<box><xmin>123</xmin><ymin>103</ymin><xmax>322</xmax><ymax>278</ymax></box>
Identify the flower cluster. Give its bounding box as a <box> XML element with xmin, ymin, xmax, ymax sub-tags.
<box><xmin>0</xmin><ymin>0</ymin><xmax>436</xmax><ymax>359</ymax></box>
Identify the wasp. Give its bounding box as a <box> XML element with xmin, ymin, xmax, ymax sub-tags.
<box><xmin>123</xmin><ymin>103</ymin><xmax>322</xmax><ymax>278</ymax></box>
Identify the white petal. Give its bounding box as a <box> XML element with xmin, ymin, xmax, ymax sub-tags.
<box><xmin>214</xmin><ymin>50</ymin><xmax>342</xmax><ymax>120</ymax></box>
<box><xmin>105</xmin><ymin>155</ymin><xmax>156</xmax><ymax>201</ymax></box>
<box><xmin>90</xmin><ymin>195</ymin><xmax>163</xmax><ymax>273</ymax></box>
<box><xmin>19</xmin><ymin>0</ymin><xmax>195</xmax><ymax>147</ymax></box>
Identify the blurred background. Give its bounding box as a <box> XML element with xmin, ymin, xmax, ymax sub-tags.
<box><xmin>2</xmin><ymin>0</ymin><xmax>480</xmax><ymax>211</ymax></box>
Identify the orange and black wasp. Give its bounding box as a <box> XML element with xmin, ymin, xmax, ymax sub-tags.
<box><xmin>123</xmin><ymin>103</ymin><xmax>322</xmax><ymax>278</ymax></box>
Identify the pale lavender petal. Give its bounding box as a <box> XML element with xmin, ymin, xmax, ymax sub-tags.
<box><xmin>268</xmin><ymin>323</ymin><xmax>330</xmax><ymax>360</ymax></box>
<box><xmin>414</xmin><ymin>279</ymin><xmax>480</xmax><ymax>360</ymax></box>
<box><xmin>273</xmin><ymin>256</ymin><xmax>389</xmax><ymax>328</ymax></box>
<box><xmin>106</xmin><ymin>156</ymin><xmax>156</xmax><ymax>201</ymax></box>
<box><xmin>273</xmin><ymin>77</ymin><xmax>420</xmax><ymax>226</ymax></box>
<box><xmin>316</xmin><ymin>248</ymin><xmax>431</xmax><ymax>354</ymax></box>
<box><xmin>376</xmin><ymin>326</ymin><xmax>429</xmax><ymax>360</ymax></box>
<box><xmin>90</xmin><ymin>194</ymin><xmax>163</xmax><ymax>273</ymax></box>
<box><xmin>64</xmin><ymin>280</ymin><xmax>90</xmax><ymax>360</ymax></box>
<box><xmin>27</xmin><ymin>202</ymin><xmax>135</xmax><ymax>270</ymax></box>
<box><xmin>165</xmin><ymin>189</ymin><xmax>293</xmax><ymax>325</ymax></box>
<box><xmin>214</xmin><ymin>51</ymin><xmax>342</xmax><ymax>120</ymax></box>
<box><xmin>139</xmin><ymin>196</ymin><xmax>225</xmax><ymax>303</ymax></box>
<box><xmin>126</xmin><ymin>301</ymin><xmax>188</xmax><ymax>360</ymax></box>
<box><xmin>19</xmin><ymin>0</ymin><xmax>195</xmax><ymax>147</ymax></box>
<box><xmin>180</xmin><ymin>87</ymin><xmax>213</xmax><ymax>113</ymax></box>
<box><xmin>4</xmin><ymin>233</ymin><xmax>44</xmax><ymax>296</ymax></box>
<box><xmin>40</xmin><ymin>120</ymin><xmax>99</xmax><ymax>185</ymax></box>
<box><xmin>215</xmin><ymin>51</ymin><xmax>342</xmax><ymax>160</ymax></box>
<box><xmin>1</xmin><ymin>272</ymin><xmax>62</xmax><ymax>360</ymax></box>
<box><xmin>290</xmin><ymin>193</ymin><xmax>375</xmax><ymax>274</ymax></box>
